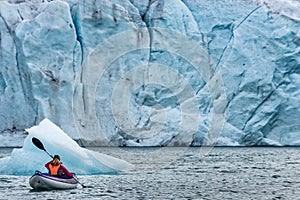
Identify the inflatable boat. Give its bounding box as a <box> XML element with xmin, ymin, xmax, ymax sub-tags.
<box><xmin>29</xmin><ymin>170</ymin><xmax>79</xmax><ymax>190</ymax></box>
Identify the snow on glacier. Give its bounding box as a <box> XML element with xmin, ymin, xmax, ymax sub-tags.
<box><xmin>0</xmin><ymin>119</ymin><xmax>134</xmax><ymax>175</ymax></box>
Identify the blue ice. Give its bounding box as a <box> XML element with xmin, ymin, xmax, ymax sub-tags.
<box><xmin>0</xmin><ymin>119</ymin><xmax>134</xmax><ymax>175</ymax></box>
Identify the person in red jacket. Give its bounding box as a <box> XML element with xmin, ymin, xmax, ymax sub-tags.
<box><xmin>45</xmin><ymin>155</ymin><xmax>73</xmax><ymax>178</ymax></box>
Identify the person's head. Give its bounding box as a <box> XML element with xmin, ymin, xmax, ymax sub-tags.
<box><xmin>52</xmin><ymin>155</ymin><xmax>61</xmax><ymax>166</ymax></box>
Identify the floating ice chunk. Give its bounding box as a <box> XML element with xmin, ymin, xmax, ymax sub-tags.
<box><xmin>0</xmin><ymin>119</ymin><xmax>134</xmax><ymax>175</ymax></box>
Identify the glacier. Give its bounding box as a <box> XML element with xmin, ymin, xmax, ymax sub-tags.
<box><xmin>0</xmin><ymin>0</ymin><xmax>299</xmax><ymax>147</ymax></box>
<box><xmin>0</xmin><ymin>118</ymin><xmax>134</xmax><ymax>175</ymax></box>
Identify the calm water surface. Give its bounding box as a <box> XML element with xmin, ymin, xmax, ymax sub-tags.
<box><xmin>0</xmin><ymin>147</ymin><xmax>300</xmax><ymax>200</ymax></box>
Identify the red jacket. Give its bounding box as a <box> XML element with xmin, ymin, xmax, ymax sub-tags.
<box><xmin>45</xmin><ymin>161</ymin><xmax>73</xmax><ymax>177</ymax></box>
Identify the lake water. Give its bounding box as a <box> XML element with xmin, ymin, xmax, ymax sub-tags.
<box><xmin>0</xmin><ymin>147</ymin><xmax>300</xmax><ymax>199</ymax></box>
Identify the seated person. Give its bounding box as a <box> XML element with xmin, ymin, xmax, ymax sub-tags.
<box><xmin>45</xmin><ymin>155</ymin><xmax>73</xmax><ymax>178</ymax></box>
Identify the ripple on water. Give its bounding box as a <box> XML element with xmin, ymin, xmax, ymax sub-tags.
<box><xmin>1</xmin><ymin>147</ymin><xmax>300</xmax><ymax>199</ymax></box>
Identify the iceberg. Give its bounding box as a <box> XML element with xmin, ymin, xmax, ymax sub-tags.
<box><xmin>0</xmin><ymin>119</ymin><xmax>134</xmax><ymax>175</ymax></box>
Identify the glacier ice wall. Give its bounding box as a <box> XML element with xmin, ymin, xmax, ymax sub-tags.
<box><xmin>0</xmin><ymin>0</ymin><xmax>299</xmax><ymax>146</ymax></box>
